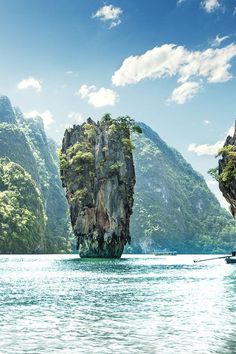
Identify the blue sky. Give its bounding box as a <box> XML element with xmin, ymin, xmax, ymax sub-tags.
<box><xmin>0</xmin><ymin>0</ymin><xmax>236</xmax><ymax>206</ymax></box>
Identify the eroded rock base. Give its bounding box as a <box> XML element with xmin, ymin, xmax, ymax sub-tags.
<box><xmin>79</xmin><ymin>238</ymin><xmax>125</xmax><ymax>258</ymax></box>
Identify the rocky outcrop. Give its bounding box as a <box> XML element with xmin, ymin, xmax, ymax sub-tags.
<box><xmin>0</xmin><ymin>95</ymin><xmax>71</xmax><ymax>253</ymax></box>
<box><xmin>219</xmin><ymin>122</ymin><xmax>236</xmax><ymax>217</ymax></box>
<box><xmin>60</xmin><ymin>116</ymin><xmax>136</xmax><ymax>258</ymax></box>
<box><xmin>130</xmin><ymin>122</ymin><xmax>236</xmax><ymax>254</ymax></box>
<box><xmin>0</xmin><ymin>96</ymin><xmax>16</xmax><ymax>124</ymax></box>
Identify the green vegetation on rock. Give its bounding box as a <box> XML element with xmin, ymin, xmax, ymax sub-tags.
<box><xmin>60</xmin><ymin>116</ymin><xmax>137</xmax><ymax>258</ymax></box>
<box><xmin>129</xmin><ymin>123</ymin><xmax>236</xmax><ymax>254</ymax></box>
<box><xmin>0</xmin><ymin>158</ymin><xmax>46</xmax><ymax>253</ymax></box>
<box><xmin>0</xmin><ymin>96</ymin><xmax>72</xmax><ymax>253</ymax></box>
<box><xmin>1</xmin><ymin>96</ymin><xmax>235</xmax><ymax>255</ymax></box>
<box><xmin>208</xmin><ymin>145</ymin><xmax>236</xmax><ymax>184</ymax></box>
<box><xmin>217</xmin><ymin>145</ymin><xmax>236</xmax><ymax>184</ymax></box>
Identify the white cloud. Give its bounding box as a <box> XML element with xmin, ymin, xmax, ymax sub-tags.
<box><xmin>188</xmin><ymin>124</ymin><xmax>235</xmax><ymax>156</ymax></box>
<box><xmin>78</xmin><ymin>85</ymin><xmax>96</xmax><ymax>99</ymax></box>
<box><xmin>168</xmin><ymin>81</ymin><xmax>201</xmax><ymax>104</ymax></box>
<box><xmin>211</xmin><ymin>34</ymin><xmax>230</xmax><ymax>47</ymax></box>
<box><xmin>188</xmin><ymin>140</ymin><xmax>223</xmax><ymax>155</ymax></box>
<box><xmin>112</xmin><ymin>43</ymin><xmax>236</xmax><ymax>103</ymax></box>
<box><xmin>68</xmin><ymin>112</ymin><xmax>85</xmax><ymax>125</ymax></box>
<box><xmin>178</xmin><ymin>0</ymin><xmax>222</xmax><ymax>13</ymax></box>
<box><xmin>112</xmin><ymin>44</ymin><xmax>186</xmax><ymax>86</ymax></box>
<box><xmin>201</xmin><ymin>0</ymin><xmax>220</xmax><ymax>12</ymax></box>
<box><xmin>76</xmin><ymin>84</ymin><xmax>118</xmax><ymax>108</ymax></box>
<box><xmin>178</xmin><ymin>45</ymin><xmax>236</xmax><ymax>84</ymax></box>
<box><xmin>66</xmin><ymin>70</ymin><xmax>79</xmax><ymax>77</ymax></box>
<box><xmin>25</xmin><ymin>110</ymin><xmax>54</xmax><ymax>129</ymax></box>
<box><xmin>109</xmin><ymin>19</ymin><xmax>121</xmax><ymax>29</ymax></box>
<box><xmin>17</xmin><ymin>77</ymin><xmax>42</xmax><ymax>92</ymax></box>
<box><xmin>113</xmin><ymin>43</ymin><xmax>236</xmax><ymax>86</ymax></box>
<box><xmin>93</xmin><ymin>4</ymin><xmax>122</xmax><ymax>28</ymax></box>
<box><xmin>203</xmin><ymin>119</ymin><xmax>211</xmax><ymax>125</ymax></box>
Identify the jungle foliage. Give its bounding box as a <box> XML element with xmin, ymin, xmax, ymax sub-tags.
<box><xmin>1</xmin><ymin>100</ymin><xmax>235</xmax><ymax>254</ymax></box>
<box><xmin>0</xmin><ymin>104</ymin><xmax>72</xmax><ymax>254</ymax></box>
<box><xmin>0</xmin><ymin>159</ymin><xmax>46</xmax><ymax>253</ymax></box>
<box><xmin>128</xmin><ymin>123</ymin><xmax>236</xmax><ymax>254</ymax></box>
<box><xmin>218</xmin><ymin>145</ymin><xmax>236</xmax><ymax>184</ymax></box>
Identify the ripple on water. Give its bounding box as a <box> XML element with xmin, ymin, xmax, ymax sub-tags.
<box><xmin>0</xmin><ymin>254</ymin><xmax>235</xmax><ymax>354</ymax></box>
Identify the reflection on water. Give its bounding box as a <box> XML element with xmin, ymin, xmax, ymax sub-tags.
<box><xmin>0</xmin><ymin>254</ymin><xmax>235</xmax><ymax>354</ymax></box>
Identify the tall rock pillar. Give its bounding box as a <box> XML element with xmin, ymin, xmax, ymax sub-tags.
<box><xmin>60</xmin><ymin>116</ymin><xmax>136</xmax><ymax>258</ymax></box>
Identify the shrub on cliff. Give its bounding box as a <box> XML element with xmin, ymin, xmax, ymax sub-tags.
<box><xmin>0</xmin><ymin>159</ymin><xmax>46</xmax><ymax>253</ymax></box>
<box><xmin>217</xmin><ymin>145</ymin><xmax>236</xmax><ymax>183</ymax></box>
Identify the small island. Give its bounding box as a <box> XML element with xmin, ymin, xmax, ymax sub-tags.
<box><xmin>60</xmin><ymin>115</ymin><xmax>141</xmax><ymax>258</ymax></box>
<box><xmin>218</xmin><ymin>122</ymin><xmax>236</xmax><ymax>218</ymax></box>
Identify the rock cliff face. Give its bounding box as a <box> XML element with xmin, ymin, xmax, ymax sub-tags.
<box><xmin>0</xmin><ymin>96</ymin><xmax>16</xmax><ymax>124</ymax></box>
<box><xmin>0</xmin><ymin>95</ymin><xmax>71</xmax><ymax>253</ymax></box>
<box><xmin>219</xmin><ymin>123</ymin><xmax>236</xmax><ymax>217</ymax></box>
<box><xmin>60</xmin><ymin>116</ymin><xmax>135</xmax><ymax>258</ymax></box>
<box><xmin>130</xmin><ymin>122</ymin><xmax>236</xmax><ymax>254</ymax></box>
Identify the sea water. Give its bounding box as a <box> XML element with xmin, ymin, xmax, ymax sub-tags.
<box><xmin>0</xmin><ymin>254</ymin><xmax>235</xmax><ymax>354</ymax></box>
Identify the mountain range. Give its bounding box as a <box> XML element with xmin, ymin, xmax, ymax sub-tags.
<box><xmin>0</xmin><ymin>96</ymin><xmax>235</xmax><ymax>254</ymax></box>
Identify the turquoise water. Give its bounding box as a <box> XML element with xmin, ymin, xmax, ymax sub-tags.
<box><xmin>0</xmin><ymin>254</ymin><xmax>235</xmax><ymax>354</ymax></box>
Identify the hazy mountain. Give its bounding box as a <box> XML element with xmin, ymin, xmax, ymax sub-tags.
<box><xmin>129</xmin><ymin>123</ymin><xmax>236</xmax><ymax>254</ymax></box>
<box><xmin>0</xmin><ymin>96</ymin><xmax>71</xmax><ymax>253</ymax></box>
<box><xmin>0</xmin><ymin>95</ymin><xmax>235</xmax><ymax>254</ymax></box>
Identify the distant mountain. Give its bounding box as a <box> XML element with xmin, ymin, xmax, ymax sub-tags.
<box><xmin>0</xmin><ymin>96</ymin><xmax>235</xmax><ymax>254</ymax></box>
<box><xmin>129</xmin><ymin>123</ymin><xmax>236</xmax><ymax>254</ymax></box>
<box><xmin>0</xmin><ymin>96</ymin><xmax>71</xmax><ymax>253</ymax></box>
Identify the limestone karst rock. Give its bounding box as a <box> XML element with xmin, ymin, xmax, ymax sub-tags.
<box><xmin>131</xmin><ymin>122</ymin><xmax>236</xmax><ymax>254</ymax></box>
<box><xmin>60</xmin><ymin>116</ymin><xmax>136</xmax><ymax>258</ymax></box>
<box><xmin>0</xmin><ymin>95</ymin><xmax>16</xmax><ymax>124</ymax></box>
<box><xmin>219</xmin><ymin>122</ymin><xmax>236</xmax><ymax>217</ymax></box>
<box><xmin>0</xmin><ymin>95</ymin><xmax>71</xmax><ymax>253</ymax></box>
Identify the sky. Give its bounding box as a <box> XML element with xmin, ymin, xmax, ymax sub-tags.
<box><xmin>0</xmin><ymin>0</ymin><xmax>236</xmax><ymax>207</ymax></box>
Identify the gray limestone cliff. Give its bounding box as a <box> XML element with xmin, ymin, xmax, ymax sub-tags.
<box><xmin>219</xmin><ymin>122</ymin><xmax>236</xmax><ymax>217</ymax></box>
<box><xmin>0</xmin><ymin>96</ymin><xmax>16</xmax><ymax>124</ymax></box>
<box><xmin>60</xmin><ymin>116</ymin><xmax>136</xmax><ymax>258</ymax></box>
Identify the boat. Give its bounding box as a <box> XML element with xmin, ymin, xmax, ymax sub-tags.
<box><xmin>154</xmin><ymin>251</ymin><xmax>177</xmax><ymax>256</ymax></box>
<box><xmin>225</xmin><ymin>257</ymin><xmax>236</xmax><ymax>264</ymax></box>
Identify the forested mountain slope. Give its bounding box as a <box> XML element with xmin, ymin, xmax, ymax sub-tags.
<box><xmin>0</xmin><ymin>96</ymin><xmax>71</xmax><ymax>253</ymax></box>
<box><xmin>0</xmin><ymin>94</ymin><xmax>234</xmax><ymax>254</ymax></box>
<box><xmin>130</xmin><ymin>123</ymin><xmax>236</xmax><ymax>254</ymax></box>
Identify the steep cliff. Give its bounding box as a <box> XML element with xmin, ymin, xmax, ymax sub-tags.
<box><xmin>0</xmin><ymin>95</ymin><xmax>71</xmax><ymax>253</ymax></box>
<box><xmin>0</xmin><ymin>96</ymin><xmax>16</xmax><ymax>124</ymax></box>
<box><xmin>0</xmin><ymin>158</ymin><xmax>46</xmax><ymax>253</ymax></box>
<box><xmin>218</xmin><ymin>123</ymin><xmax>236</xmax><ymax>217</ymax></box>
<box><xmin>130</xmin><ymin>123</ymin><xmax>236</xmax><ymax>254</ymax></box>
<box><xmin>60</xmin><ymin>116</ymin><xmax>136</xmax><ymax>258</ymax></box>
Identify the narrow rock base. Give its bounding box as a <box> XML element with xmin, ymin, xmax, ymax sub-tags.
<box><xmin>79</xmin><ymin>238</ymin><xmax>125</xmax><ymax>258</ymax></box>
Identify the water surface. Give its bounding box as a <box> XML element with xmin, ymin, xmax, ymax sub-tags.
<box><xmin>0</xmin><ymin>254</ymin><xmax>235</xmax><ymax>354</ymax></box>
